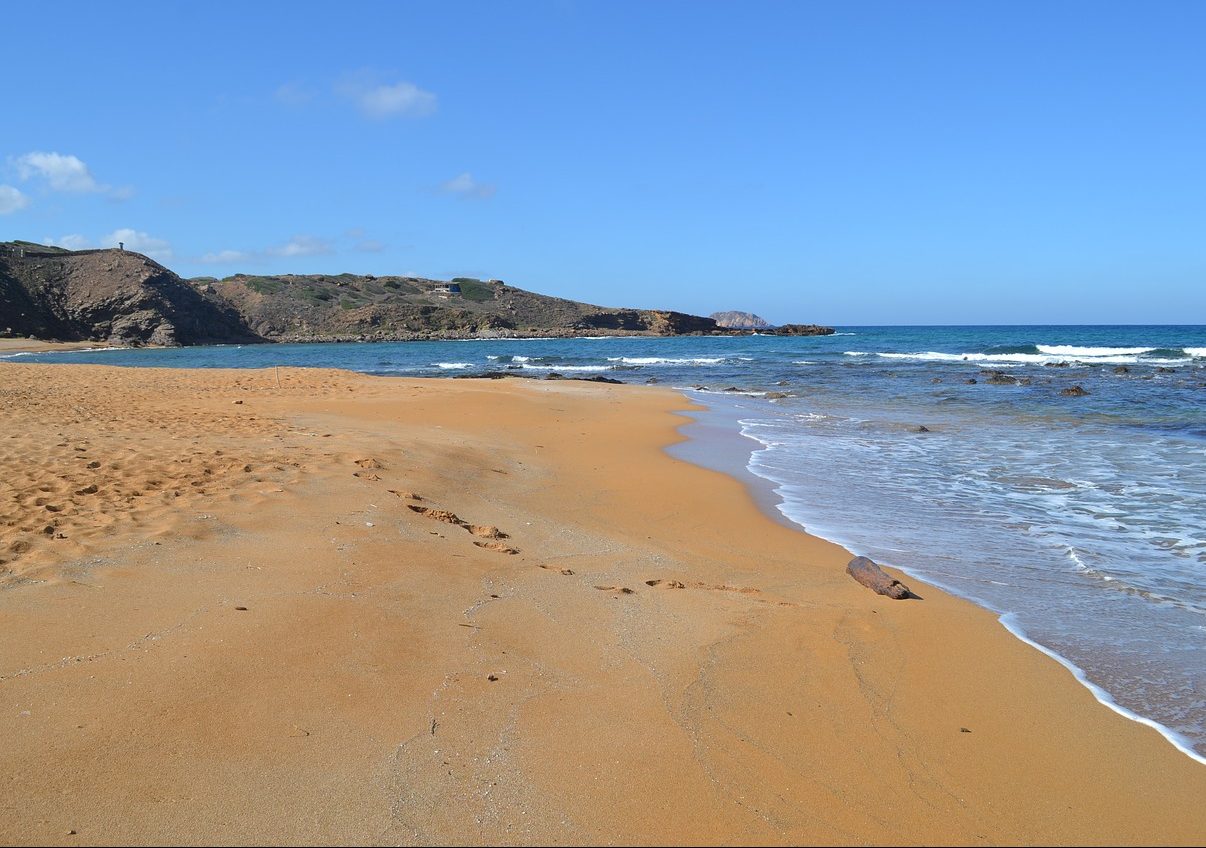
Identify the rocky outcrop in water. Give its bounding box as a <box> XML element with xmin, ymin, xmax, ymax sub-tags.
<box><xmin>710</xmin><ymin>310</ymin><xmax>772</xmax><ymax>330</ymax></box>
<box><xmin>763</xmin><ymin>323</ymin><xmax>836</xmax><ymax>336</ymax></box>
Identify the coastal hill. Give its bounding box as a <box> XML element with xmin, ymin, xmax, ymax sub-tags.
<box><xmin>0</xmin><ymin>241</ymin><xmax>255</xmax><ymax>346</ymax></box>
<box><xmin>1</xmin><ymin>240</ymin><xmax>833</xmax><ymax>345</ymax></box>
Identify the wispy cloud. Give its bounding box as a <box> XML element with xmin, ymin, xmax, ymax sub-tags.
<box><xmin>10</xmin><ymin>151</ymin><xmax>132</xmax><ymax>200</ymax></box>
<box><xmin>275</xmin><ymin>81</ymin><xmax>316</xmax><ymax>106</ymax></box>
<box><xmin>0</xmin><ymin>185</ymin><xmax>28</xmax><ymax>214</ymax></box>
<box><xmin>199</xmin><ymin>249</ymin><xmax>253</xmax><ymax>264</ymax></box>
<box><xmin>43</xmin><ymin>229</ymin><xmax>173</xmax><ymax>260</ymax></box>
<box><xmin>336</xmin><ymin>72</ymin><xmax>437</xmax><ymax>119</ymax></box>
<box><xmin>355</xmin><ymin>239</ymin><xmax>385</xmax><ymax>253</ymax></box>
<box><xmin>440</xmin><ymin>172</ymin><xmax>496</xmax><ymax>200</ymax></box>
<box><xmin>268</xmin><ymin>235</ymin><xmax>333</xmax><ymax>257</ymax></box>
<box><xmin>198</xmin><ymin>235</ymin><xmax>333</xmax><ymax>265</ymax></box>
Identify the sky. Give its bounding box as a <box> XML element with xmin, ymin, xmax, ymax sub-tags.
<box><xmin>2</xmin><ymin>0</ymin><xmax>1204</xmax><ymax>325</ymax></box>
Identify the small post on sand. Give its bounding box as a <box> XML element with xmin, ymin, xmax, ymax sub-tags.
<box><xmin>275</xmin><ymin>366</ymin><xmax>281</xmax><ymax>389</ymax></box>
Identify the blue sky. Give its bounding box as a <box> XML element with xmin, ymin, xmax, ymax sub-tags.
<box><xmin>2</xmin><ymin>1</ymin><xmax>1204</xmax><ymax>324</ymax></box>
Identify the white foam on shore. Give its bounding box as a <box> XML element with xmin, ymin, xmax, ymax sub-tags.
<box><xmin>996</xmin><ymin>612</ymin><xmax>1206</xmax><ymax>766</ymax></box>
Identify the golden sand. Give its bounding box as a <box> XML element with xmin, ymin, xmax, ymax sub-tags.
<box><xmin>1</xmin><ymin>362</ymin><xmax>1203</xmax><ymax>845</ymax></box>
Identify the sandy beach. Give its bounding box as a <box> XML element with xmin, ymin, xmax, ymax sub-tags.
<box><xmin>1</xmin><ymin>361</ymin><xmax>1203</xmax><ymax>846</ymax></box>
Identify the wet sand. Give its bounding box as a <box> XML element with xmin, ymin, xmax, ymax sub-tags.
<box><xmin>1</xmin><ymin>361</ymin><xmax>1204</xmax><ymax>845</ymax></box>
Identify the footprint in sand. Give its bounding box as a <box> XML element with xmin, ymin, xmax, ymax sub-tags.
<box><xmin>406</xmin><ymin>504</ymin><xmax>518</xmax><ymax>554</ymax></box>
<box><xmin>473</xmin><ymin>540</ymin><xmax>519</xmax><ymax>555</ymax></box>
<box><xmin>594</xmin><ymin>585</ymin><xmax>635</xmax><ymax>594</ymax></box>
<box><xmin>645</xmin><ymin>579</ymin><xmax>686</xmax><ymax>589</ymax></box>
<box><xmin>539</xmin><ymin>564</ymin><xmax>575</xmax><ymax>576</ymax></box>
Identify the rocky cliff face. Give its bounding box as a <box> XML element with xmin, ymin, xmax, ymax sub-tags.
<box><xmin>1</xmin><ymin>243</ymin><xmax>257</xmax><ymax>345</ymax></box>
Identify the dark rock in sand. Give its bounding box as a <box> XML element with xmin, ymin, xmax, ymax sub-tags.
<box><xmin>545</xmin><ymin>373</ymin><xmax>623</xmax><ymax>384</ymax></box>
<box><xmin>846</xmin><ymin>556</ymin><xmax>916</xmax><ymax>600</ymax></box>
<box><xmin>1061</xmin><ymin>385</ymin><xmax>1090</xmax><ymax>396</ymax></box>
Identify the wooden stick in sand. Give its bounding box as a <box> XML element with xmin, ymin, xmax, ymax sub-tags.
<box><xmin>846</xmin><ymin>556</ymin><xmax>918</xmax><ymax>599</ymax></box>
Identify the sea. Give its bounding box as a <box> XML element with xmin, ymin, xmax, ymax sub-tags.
<box><xmin>7</xmin><ymin>325</ymin><xmax>1205</xmax><ymax>762</ymax></box>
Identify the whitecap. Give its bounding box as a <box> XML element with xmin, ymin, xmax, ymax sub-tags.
<box><xmin>1037</xmin><ymin>345</ymin><xmax>1154</xmax><ymax>357</ymax></box>
<box><xmin>605</xmin><ymin>356</ymin><xmax>726</xmax><ymax>365</ymax></box>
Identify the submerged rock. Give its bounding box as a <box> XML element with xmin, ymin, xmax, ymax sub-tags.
<box><xmin>1061</xmin><ymin>385</ymin><xmax>1090</xmax><ymax>396</ymax></box>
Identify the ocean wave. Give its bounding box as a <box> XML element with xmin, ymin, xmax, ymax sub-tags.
<box><xmin>434</xmin><ymin>362</ymin><xmax>473</xmax><ymax>369</ymax></box>
<box><xmin>1037</xmin><ymin>345</ymin><xmax>1154</xmax><ymax>357</ymax></box>
<box><xmin>518</xmin><ymin>363</ymin><xmax>613</xmax><ymax>372</ymax></box>
<box><xmin>848</xmin><ymin>350</ymin><xmax>1194</xmax><ymax>366</ymax></box>
<box><xmin>605</xmin><ymin>356</ymin><xmax>726</xmax><ymax>365</ymax></box>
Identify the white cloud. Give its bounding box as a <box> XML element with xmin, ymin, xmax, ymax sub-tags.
<box><xmin>268</xmin><ymin>235</ymin><xmax>333</xmax><ymax>257</ymax></box>
<box><xmin>14</xmin><ymin>152</ymin><xmax>102</xmax><ymax>193</ymax></box>
<box><xmin>440</xmin><ymin>172</ymin><xmax>496</xmax><ymax>200</ymax></box>
<box><xmin>45</xmin><ymin>234</ymin><xmax>91</xmax><ymax>250</ymax></box>
<box><xmin>10</xmin><ymin>151</ymin><xmax>131</xmax><ymax>200</ymax></box>
<box><xmin>336</xmin><ymin>73</ymin><xmax>437</xmax><ymax>119</ymax></box>
<box><xmin>103</xmin><ymin>228</ymin><xmax>173</xmax><ymax>260</ymax></box>
<box><xmin>199</xmin><ymin>249</ymin><xmax>253</xmax><ymax>264</ymax></box>
<box><xmin>0</xmin><ymin>185</ymin><xmax>28</xmax><ymax>214</ymax></box>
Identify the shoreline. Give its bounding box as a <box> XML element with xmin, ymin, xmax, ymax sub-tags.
<box><xmin>1</xmin><ymin>361</ymin><xmax>1204</xmax><ymax>844</ymax></box>
<box><xmin>0</xmin><ymin>339</ymin><xmax>123</xmax><ymax>356</ymax></box>
<box><xmin>671</xmin><ymin>391</ymin><xmax>1206</xmax><ymax>766</ymax></box>
<box><xmin>673</xmin><ymin>393</ymin><xmax>1206</xmax><ymax>766</ymax></box>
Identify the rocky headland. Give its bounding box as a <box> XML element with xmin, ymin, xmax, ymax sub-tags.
<box><xmin>1</xmin><ymin>241</ymin><xmax>834</xmax><ymax>347</ymax></box>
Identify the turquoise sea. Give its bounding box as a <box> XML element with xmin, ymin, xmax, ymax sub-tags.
<box><xmin>9</xmin><ymin>325</ymin><xmax>1206</xmax><ymax>762</ymax></box>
